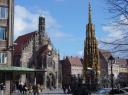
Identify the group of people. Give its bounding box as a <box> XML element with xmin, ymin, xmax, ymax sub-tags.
<box><xmin>0</xmin><ymin>83</ymin><xmax>5</xmax><ymax>90</ymax></box>
<box><xmin>62</xmin><ymin>85</ymin><xmax>72</xmax><ymax>94</ymax></box>
<box><xmin>15</xmin><ymin>82</ymin><xmax>44</xmax><ymax>95</ymax></box>
<box><xmin>62</xmin><ymin>83</ymin><xmax>90</xmax><ymax>95</ymax></box>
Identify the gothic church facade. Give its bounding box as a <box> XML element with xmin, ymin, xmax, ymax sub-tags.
<box><xmin>14</xmin><ymin>16</ymin><xmax>60</xmax><ymax>88</ymax></box>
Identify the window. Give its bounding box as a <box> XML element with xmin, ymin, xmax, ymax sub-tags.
<box><xmin>0</xmin><ymin>7</ymin><xmax>8</xmax><ymax>19</ymax></box>
<box><xmin>0</xmin><ymin>27</ymin><xmax>6</xmax><ymax>40</ymax></box>
<box><xmin>0</xmin><ymin>53</ymin><xmax>7</xmax><ymax>64</ymax></box>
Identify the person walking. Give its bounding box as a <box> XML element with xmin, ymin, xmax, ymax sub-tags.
<box><xmin>33</xmin><ymin>84</ymin><xmax>39</xmax><ymax>95</ymax></box>
<box><xmin>81</xmin><ymin>84</ymin><xmax>89</xmax><ymax>95</ymax></box>
<box><xmin>0</xmin><ymin>83</ymin><xmax>5</xmax><ymax>95</ymax></box>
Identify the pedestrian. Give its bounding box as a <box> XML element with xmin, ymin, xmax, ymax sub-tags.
<box><xmin>23</xmin><ymin>83</ymin><xmax>28</xmax><ymax>94</ymax></box>
<box><xmin>37</xmin><ymin>84</ymin><xmax>41</xmax><ymax>94</ymax></box>
<box><xmin>18</xmin><ymin>83</ymin><xmax>23</xmax><ymax>94</ymax></box>
<box><xmin>0</xmin><ymin>83</ymin><xmax>5</xmax><ymax>95</ymax></box>
<box><xmin>40</xmin><ymin>85</ymin><xmax>43</xmax><ymax>93</ymax></box>
<box><xmin>62</xmin><ymin>85</ymin><xmax>66</xmax><ymax>94</ymax></box>
<box><xmin>33</xmin><ymin>84</ymin><xmax>39</xmax><ymax>95</ymax></box>
<box><xmin>67</xmin><ymin>88</ymin><xmax>71</xmax><ymax>94</ymax></box>
<box><xmin>28</xmin><ymin>84</ymin><xmax>33</xmax><ymax>95</ymax></box>
<box><xmin>81</xmin><ymin>83</ymin><xmax>89</xmax><ymax>95</ymax></box>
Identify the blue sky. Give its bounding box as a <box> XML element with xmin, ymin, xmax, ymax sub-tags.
<box><xmin>14</xmin><ymin>0</ymin><xmax>121</xmax><ymax>58</ymax></box>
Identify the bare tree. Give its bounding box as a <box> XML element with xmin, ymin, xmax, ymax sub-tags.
<box><xmin>107</xmin><ymin>0</ymin><xmax>128</xmax><ymax>25</ymax></box>
<box><xmin>100</xmin><ymin>0</ymin><xmax>128</xmax><ymax>57</ymax></box>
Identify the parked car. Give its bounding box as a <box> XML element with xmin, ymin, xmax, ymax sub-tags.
<box><xmin>92</xmin><ymin>88</ymin><xmax>111</xmax><ymax>95</ymax></box>
<box><xmin>92</xmin><ymin>88</ymin><xmax>128</xmax><ymax>95</ymax></box>
<box><xmin>122</xmin><ymin>87</ymin><xmax>128</xmax><ymax>92</ymax></box>
<box><xmin>108</xmin><ymin>89</ymin><xmax>128</xmax><ymax>95</ymax></box>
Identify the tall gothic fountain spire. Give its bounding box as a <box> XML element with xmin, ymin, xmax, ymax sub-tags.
<box><xmin>83</xmin><ymin>0</ymin><xmax>99</xmax><ymax>90</ymax></box>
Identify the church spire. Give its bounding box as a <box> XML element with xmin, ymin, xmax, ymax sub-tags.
<box><xmin>88</xmin><ymin>0</ymin><xmax>92</xmax><ymax>23</ymax></box>
<box><xmin>83</xmin><ymin>0</ymin><xmax>99</xmax><ymax>90</ymax></box>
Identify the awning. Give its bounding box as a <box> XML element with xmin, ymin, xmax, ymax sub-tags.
<box><xmin>0</xmin><ymin>66</ymin><xmax>45</xmax><ymax>72</ymax></box>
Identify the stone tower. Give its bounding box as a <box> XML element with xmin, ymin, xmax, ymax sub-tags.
<box><xmin>38</xmin><ymin>16</ymin><xmax>49</xmax><ymax>46</ymax></box>
<box><xmin>83</xmin><ymin>0</ymin><xmax>99</xmax><ymax>90</ymax></box>
<box><xmin>38</xmin><ymin>16</ymin><xmax>45</xmax><ymax>45</ymax></box>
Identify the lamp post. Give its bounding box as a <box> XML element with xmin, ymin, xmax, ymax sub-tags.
<box><xmin>108</xmin><ymin>55</ymin><xmax>115</xmax><ymax>91</ymax></box>
<box><xmin>8</xmin><ymin>43</ymin><xmax>17</xmax><ymax>95</ymax></box>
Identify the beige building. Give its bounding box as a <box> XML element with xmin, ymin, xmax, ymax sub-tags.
<box><xmin>99</xmin><ymin>49</ymin><xmax>128</xmax><ymax>87</ymax></box>
<box><xmin>0</xmin><ymin>0</ymin><xmax>14</xmax><ymax>95</ymax></box>
<box><xmin>60</xmin><ymin>50</ymin><xmax>128</xmax><ymax>88</ymax></box>
<box><xmin>0</xmin><ymin>0</ymin><xmax>14</xmax><ymax>67</ymax></box>
<box><xmin>60</xmin><ymin>56</ymin><xmax>83</xmax><ymax>87</ymax></box>
<box><xmin>110</xmin><ymin>58</ymin><xmax>128</xmax><ymax>87</ymax></box>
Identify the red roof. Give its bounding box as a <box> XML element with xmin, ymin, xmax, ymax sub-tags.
<box><xmin>14</xmin><ymin>31</ymin><xmax>37</xmax><ymax>54</ymax></box>
<box><xmin>115</xmin><ymin>58</ymin><xmax>128</xmax><ymax>67</ymax></box>
<box><xmin>99</xmin><ymin>49</ymin><xmax>112</xmax><ymax>59</ymax></box>
<box><xmin>66</xmin><ymin>56</ymin><xmax>83</xmax><ymax>66</ymax></box>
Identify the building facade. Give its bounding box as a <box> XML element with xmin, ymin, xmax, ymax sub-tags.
<box><xmin>0</xmin><ymin>0</ymin><xmax>14</xmax><ymax>94</ymax></box>
<box><xmin>0</xmin><ymin>0</ymin><xmax>14</xmax><ymax>68</ymax></box>
<box><xmin>108</xmin><ymin>58</ymin><xmax>128</xmax><ymax>87</ymax></box>
<box><xmin>99</xmin><ymin>49</ymin><xmax>112</xmax><ymax>88</ymax></box>
<box><xmin>60</xmin><ymin>56</ymin><xmax>83</xmax><ymax>87</ymax></box>
<box><xmin>60</xmin><ymin>49</ymin><xmax>128</xmax><ymax>88</ymax></box>
<box><xmin>14</xmin><ymin>16</ymin><xmax>59</xmax><ymax>89</ymax></box>
<box><xmin>99</xmin><ymin>49</ymin><xmax>128</xmax><ymax>88</ymax></box>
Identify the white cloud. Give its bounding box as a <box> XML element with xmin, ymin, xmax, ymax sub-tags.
<box><xmin>14</xmin><ymin>5</ymin><xmax>71</xmax><ymax>40</ymax></box>
<box><xmin>77</xmin><ymin>50</ymin><xmax>83</xmax><ymax>57</ymax></box>
<box><xmin>14</xmin><ymin>5</ymin><xmax>38</xmax><ymax>38</ymax></box>
<box><xmin>102</xmin><ymin>24</ymin><xmax>124</xmax><ymax>42</ymax></box>
<box><xmin>100</xmin><ymin>19</ymin><xmax>128</xmax><ymax>58</ymax></box>
<box><xmin>101</xmin><ymin>15</ymin><xmax>128</xmax><ymax>43</ymax></box>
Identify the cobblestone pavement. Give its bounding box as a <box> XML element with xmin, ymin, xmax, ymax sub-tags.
<box><xmin>11</xmin><ymin>88</ymin><xmax>72</xmax><ymax>95</ymax></box>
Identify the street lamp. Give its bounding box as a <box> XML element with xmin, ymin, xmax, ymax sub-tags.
<box><xmin>108</xmin><ymin>55</ymin><xmax>115</xmax><ymax>91</ymax></box>
<box><xmin>8</xmin><ymin>43</ymin><xmax>17</xmax><ymax>95</ymax></box>
<box><xmin>8</xmin><ymin>43</ymin><xmax>17</xmax><ymax>66</ymax></box>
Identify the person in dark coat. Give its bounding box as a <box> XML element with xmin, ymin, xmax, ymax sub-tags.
<box><xmin>33</xmin><ymin>85</ymin><xmax>39</xmax><ymax>95</ymax></box>
<box><xmin>22</xmin><ymin>84</ymin><xmax>28</xmax><ymax>94</ymax></box>
<box><xmin>62</xmin><ymin>85</ymin><xmax>66</xmax><ymax>94</ymax></box>
<box><xmin>72</xmin><ymin>83</ymin><xmax>89</xmax><ymax>95</ymax></box>
<box><xmin>18</xmin><ymin>83</ymin><xmax>23</xmax><ymax>93</ymax></box>
<box><xmin>81</xmin><ymin>84</ymin><xmax>89</xmax><ymax>95</ymax></box>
